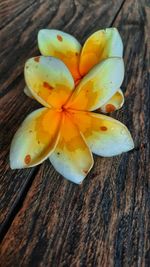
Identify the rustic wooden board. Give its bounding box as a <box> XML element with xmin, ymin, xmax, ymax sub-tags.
<box><xmin>0</xmin><ymin>0</ymin><xmax>124</xmax><ymax>231</ymax></box>
<box><xmin>0</xmin><ymin>0</ymin><xmax>36</xmax><ymax>29</ymax></box>
<box><xmin>0</xmin><ymin>0</ymin><xmax>150</xmax><ymax>266</ymax></box>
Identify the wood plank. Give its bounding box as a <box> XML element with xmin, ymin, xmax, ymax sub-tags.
<box><xmin>0</xmin><ymin>0</ymin><xmax>124</xmax><ymax>234</ymax></box>
<box><xmin>0</xmin><ymin>0</ymin><xmax>36</xmax><ymax>29</ymax></box>
<box><xmin>1</xmin><ymin>0</ymin><xmax>149</xmax><ymax>266</ymax></box>
<box><xmin>0</xmin><ymin>78</ymin><xmax>41</xmax><ymax>229</ymax></box>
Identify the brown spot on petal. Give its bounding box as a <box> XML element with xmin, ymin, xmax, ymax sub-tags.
<box><xmin>34</xmin><ymin>56</ymin><xmax>40</xmax><ymax>62</ymax></box>
<box><xmin>106</xmin><ymin>104</ymin><xmax>116</xmax><ymax>113</ymax></box>
<box><xmin>100</xmin><ymin>126</ymin><xmax>107</xmax><ymax>131</ymax></box>
<box><xmin>43</xmin><ymin>82</ymin><xmax>54</xmax><ymax>90</ymax></box>
<box><xmin>57</xmin><ymin>35</ymin><xmax>63</xmax><ymax>42</ymax></box>
<box><xmin>83</xmin><ymin>170</ymin><xmax>88</xmax><ymax>174</ymax></box>
<box><xmin>24</xmin><ymin>154</ymin><xmax>31</xmax><ymax>164</ymax></box>
<box><xmin>75</xmin><ymin>52</ymin><xmax>78</xmax><ymax>56</ymax></box>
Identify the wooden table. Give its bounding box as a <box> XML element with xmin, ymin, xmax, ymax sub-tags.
<box><xmin>0</xmin><ymin>0</ymin><xmax>149</xmax><ymax>266</ymax></box>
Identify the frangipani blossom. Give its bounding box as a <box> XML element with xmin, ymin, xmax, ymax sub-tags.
<box><xmin>10</xmin><ymin>28</ymin><xmax>134</xmax><ymax>184</ymax></box>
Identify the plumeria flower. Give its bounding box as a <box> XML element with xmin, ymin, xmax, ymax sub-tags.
<box><xmin>10</xmin><ymin>28</ymin><xmax>134</xmax><ymax>184</ymax></box>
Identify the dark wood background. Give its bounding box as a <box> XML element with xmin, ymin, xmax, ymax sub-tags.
<box><xmin>0</xmin><ymin>0</ymin><xmax>150</xmax><ymax>266</ymax></box>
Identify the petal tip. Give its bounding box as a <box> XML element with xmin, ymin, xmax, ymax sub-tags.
<box><xmin>38</xmin><ymin>28</ymin><xmax>46</xmax><ymax>36</ymax></box>
<box><xmin>24</xmin><ymin>86</ymin><xmax>34</xmax><ymax>99</ymax></box>
<box><xmin>127</xmin><ymin>136</ymin><xmax>135</xmax><ymax>151</ymax></box>
<box><xmin>9</xmin><ymin>139</ymin><xmax>24</xmax><ymax>170</ymax></box>
<box><xmin>38</xmin><ymin>29</ymin><xmax>47</xmax><ymax>42</ymax></box>
<box><xmin>9</xmin><ymin>151</ymin><xmax>21</xmax><ymax>170</ymax></box>
<box><xmin>9</xmin><ymin>159</ymin><xmax>16</xmax><ymax>170</ymax></box>
<box><xmin>120</xmin><ymin>126</ymin><xmax>134</xmax><ymax>154</ymax></box>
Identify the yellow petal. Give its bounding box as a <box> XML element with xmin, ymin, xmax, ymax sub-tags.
<box><xmin>98</xmin><ymin>89</ymin><xmax>124</xmax><ymax>113</ymax></box>
<box><xmin>10</xmin><ymin>108</ymin><xmax>61</xmax><ymax>168</ymax></box>
<box><xmin>66</xmin><ymin>58</ymin><xmax>124</xmax><ymax>111</ymax></box>
<box><xmin>49</xmin><ymin>113</ymin><xmax>93</xmax><ymax>184</ymax></box>
<box><xmin>70</xmin><ymin>110</ymin><xmax>134</xmax><ymax>156</ymax></box>
<box><xmin>79</xmin><ymin>27</ymin><xmax>123</xmax><ymax>76</ymax></box>
<box><xmin>38</xmin><ymin>29</ymin><xmax>82</xmax><ymax>83</ymax></box>
<box><xmin>24</xmin><ymin>56</ymin><xmax>74</xmax><ymax>108</ymax></box>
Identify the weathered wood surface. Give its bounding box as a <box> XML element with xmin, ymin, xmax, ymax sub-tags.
<box><xmin>0</xmin><ymin>0</ymin><xmax>124</xmax><ymax>234</ymax></box>
<box><xmin>0</xmin><ymin>0</ymin><xmax>150</xmax><ymax>266</ymax></box>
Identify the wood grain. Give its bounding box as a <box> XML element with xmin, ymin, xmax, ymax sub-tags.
<box><xmin>0</xmin><ymin>0</ymin><xmax>124</xmax><ymax>230</ymax></box>
<box><xmin>0</xmin><ymin>0</ymin><xmax>36</xmax><ymax>29</ymax></box>
<box><xmin>0</xmin><ymin>0</ymin><xmax>150</xmax><ymax>266</ymax></box>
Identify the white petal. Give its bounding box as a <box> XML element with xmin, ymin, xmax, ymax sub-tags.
<box><xmin>71</xmin><ymin>111</ymin><xmax>134</xmax><ymax>157</ymax></box>
<box><xmin>10</xmin><ymin>108</ymin><xmax>61</xmax><ymax>169</ymax></box>
<box><xmin>66</xmin><ymin>57</ymin><xmax>124</xmax><ymax>111</ymax></box>
<box><xmin>49</xmin><ymin>114</ymin><xmax>93</xmax><ymax>184</ymax></box>
<box><xmin>24</xmin><ymin>56</ymin><xmax>74</xmax><ymax>108</ymax></box>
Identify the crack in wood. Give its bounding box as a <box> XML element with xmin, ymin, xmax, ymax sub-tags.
<box><xmin>0</xmin><ymin>166</ymin><xmax>40</xmax><ymax>242</ymax></box>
